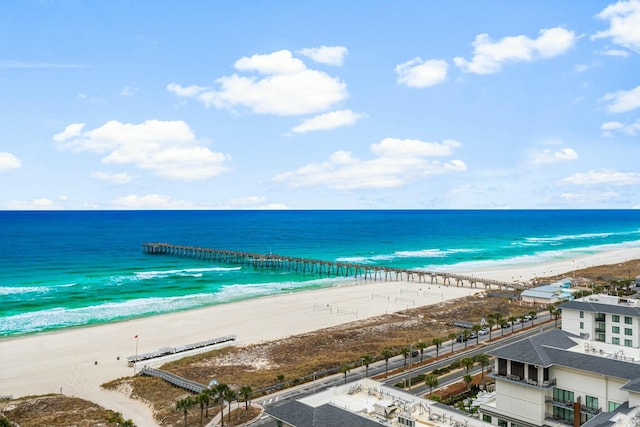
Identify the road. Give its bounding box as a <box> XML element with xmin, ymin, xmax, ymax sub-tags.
<box><xmin>253</xmin><ymin>315</ymin><xmax>556</xmax><ymax>426</ymax></box>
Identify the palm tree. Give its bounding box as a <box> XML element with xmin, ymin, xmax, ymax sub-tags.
<box><xmin>223</xmin><ymin>387</ymin><xmax>237</xmax><ymax>422</ymax></box>
<box><xmin>424</xmin><ymin>374</ymin><xmax>439</xmax><ymax>397</ymax></box>
<box><xmin>460</xmin><ymin>357</ymin><xmax>474</xmax><ymax>374</ymax></box>
<box><xmin>552</xmin><ymin>308</ymin><xmax>561</xmax><ymax>327</ymax></box>
<box><xmin>197</xmin><ymin>391</ymin><xmax>210</xmax><ymax>427</ymax></box>
<box><xmin>339</xmin><ymin>363</ymin><xmax>351</xmax><ymax>384</ymax></box>
<box><xmin>276</xmin><ymin>374</ymin><xmax>285</xmax><ymax>385</ymax></box>
<box><xmin>500</xmin><ymin>319</ymin><xmax>508</xmax><ymax>335</ymax></box>
<box><xmin>400</xmin><ymin>347</ymin><xmax>410</xmax><ymax>367</ymax></box>
<box><xmin>381</xmin><ymin>348</ymin><xmax>393</xmax><ymax>375</ymax></box>
<box><xmin>431</xmin><ymin>338</ymin><xmax>442</xmax><ymax>358</ymax></box>
<box><xmin>529</xmin><ymin>310</ymin><xmax>537</xmax><ymax>325</ymax></box>
<box><xmin>416</xmin><ymin>341</ymin><xmax>427</xmax><ymax>362</ymax></box>
<box><xmin>508</xmin><ymin>315</ymin><xmax>517</xmax><ymax>330</ymax></box>
<box><xmin>487</xmin><ymin>318</ymin><xmax>495</xmax><ymax>340</ymax></box>
<box><xmin>471</xmin><ymin>324</ymin><xmax>482</xmax><ymax>345</ymax></box>
<box><xmin>176</xmin><ymin>396</ymin><xmax>195</xmax><ymax>427</ymax></box>
<box><xmin>475</xmin><ymin>354</ymin><xmax>490</xmax><ymax>386</ymax></box>
<box><xmin>239</xmin><ymin>385</ymin><xmax>252</xmax><ymax>410</ymax></box>
<box><xmin>362</xmin><ymin>355</ymin><xmax>374</xmax><ymax>377</ymax></box>
<box><xmin>214</xmin><ymin>383</ymin><xmax>230</xmax><ymax>427</ymax></box>
<box><xmin>462</xmin><ymin>329</ymin><xmax>471</xmax><ymax>349</ymax></box>
<box><xmin>448</xmin><ymin>332</ymin><xmax>457</xmax><ymax>353</ymax></box>
<box><xmin>463</xmin><ymin>373</ymin><xmax>473</xmax><ymax>391</ymax></box>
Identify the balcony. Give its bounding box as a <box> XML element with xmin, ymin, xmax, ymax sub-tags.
<box><xmin>545</xmin><ymin>413</ymin><xmax>574</xmax><ymax>426</ymax></box>
<box><xmin>594</xmin><ymin>327</ymin><xmax>606</xmax><ymax>333</ymax></box>
<box><xmin>490</xmin><ymin>372</ymin><xmax>556</xmax><ymax>388</ymax></box>
<box><xmin>580</xmin><ymin>405</ymin><xmax>601</xmax><ymax>415</ymax></box>
<box><xmin>546</xmin><ymin>397</ymin><xmax>575</xmax><ymax>408</ymax></box>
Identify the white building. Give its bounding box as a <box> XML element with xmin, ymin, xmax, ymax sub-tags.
<box><xmin>478</xmin><ymin>294</ymin><xmax>640</xmax><ymax>427</ymax></box>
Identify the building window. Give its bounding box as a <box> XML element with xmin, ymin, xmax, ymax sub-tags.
<box><xmin>553</xmin><ymin>406</ymin><xmax>574</xmax><ymax>423</ymax></box>
<box><xmin>609</xmin><ymin>401</ymin><xmax>621</xmax><ymax>412</ymax></box>
<box><xmin>613</xmin><ymin>315</ymin><xmax>620</xmax><ymax>322</ymax></box>
<box><xmin>613</xmin><ymin>337</ymin><xmax>620</xmax><ymax>345</ymax></box>
<box><xmin>613</xmin><ymin>326</ymin><xmax>620</xmax><ymax>333</ymax></box>
<box><xmin>595</xmin><ymin>313</ymin><xmax>606</xmax><ymax>322</ymax></box>
<box><xmin>596</xmin><ymin>332</ymin><xmax>606</xmax><ymax>342</ymax></box>
<box><xmin>580</xmin><ymin>311</ymin><xmax>584</xmax><ymax>318</ymax></box>
<box><xmin>625</xmin><ymin>328</ymin><xmax>633</xmax><ymax>336</ymax></box>
<box><xmin>482</xmin><ymin>415</ymin><xmax>492</xmax><ymax>423</ymax></box>
<box><xmin>625</xmin><ymin>339</ymin><xmax>633</xmax><ymax>347</ymax></box>
<box><xmin>553</xmin><ymin>388</ymin><xmax>574</xmax><ymax>404</ymax></box>
<box><xmin>586</xmin><ymin>396</ymin><xmax>599</xmax><ymax>411</ymax></box>
<box><xmin>498</xmin><ymin>419</ymin><xmax>507</xmax><ymax>427</ymax></box>
<box><xmin>580</xmin><ymin>322</ymin><xmax>584</xmax><ymax>329</ymax></box>
<box><xmin>625</xmin><ymin>316</ymin><xmax>633</xmax><ymax>325</ymax></box>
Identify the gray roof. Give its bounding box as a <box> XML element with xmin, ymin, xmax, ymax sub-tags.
<box><xmin>581</xmin><ymin>402</ymin><xmax>631</xmax><ymax>427</ymax></box>
<box><xmin>488</xmin><ymin>328</ymin><xmax>578</xmax><ymax>367</ymax></box>
<box><xmin>265</xmin><ymin>401</ymin><xmax>385</xmax><ymax>427</ymax></box>
<box><xmin>489</xmin><ymin>329</ymin><xmax>640</xmax><ymax>390</ymax></box>
<box><xmin>561</xmin><ymin>300</ymin><xmax>640</xmax><ymax>317</ymax></box>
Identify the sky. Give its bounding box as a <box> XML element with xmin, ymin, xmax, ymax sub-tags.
<box><xmin>1</xmin><ymin>1</ymin><xmax>640</xmax><ymax>210</ymax></box>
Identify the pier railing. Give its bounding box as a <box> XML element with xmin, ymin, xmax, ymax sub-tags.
<box><xmin>142</xmin><ymin>243</ymin><xmax>527</xmax><ymax>291</ymax></box>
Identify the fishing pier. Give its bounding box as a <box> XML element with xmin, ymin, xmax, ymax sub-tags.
<box><xmin>142</xmin><ymin>243</ymin><xmax>527</xmax><ymax>291</ymax></box>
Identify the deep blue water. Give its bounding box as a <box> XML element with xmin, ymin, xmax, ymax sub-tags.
<box><xmin>1</xmin><ymin>210</ymin><xmax>640</xmax><ymax>336</ymax></box>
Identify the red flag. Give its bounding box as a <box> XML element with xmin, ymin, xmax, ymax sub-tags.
<box><xmin>134</xmin><ymin>335</ymin><xmax>138</xmax><ymax>339</ymax></box>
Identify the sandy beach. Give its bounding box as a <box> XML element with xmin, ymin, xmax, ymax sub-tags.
<box><xmin>2</xmin><ymin>248</ymin><xmax>640</xmax><ymax>425</ymax></box>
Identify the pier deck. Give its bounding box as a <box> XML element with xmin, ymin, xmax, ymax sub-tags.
<box><xmin>142</xmin><ymin>243</ymin><xmax>529</xmax><ymax>291</ymax></box>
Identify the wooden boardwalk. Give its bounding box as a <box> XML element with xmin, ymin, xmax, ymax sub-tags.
<box><xmin>142</xmin><ymin>243</ymin><xmax>528</xmax><ymax>291</ymax></box>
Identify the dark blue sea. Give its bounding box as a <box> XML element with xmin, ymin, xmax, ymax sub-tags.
<box><xmin>1</xmin><ymin>210</ymin><xmax>640</xmax><ymax>336</ymax></box>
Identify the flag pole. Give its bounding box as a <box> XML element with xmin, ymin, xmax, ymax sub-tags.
<box><xmin>133</xmin><ymin>334</ymin><xmax>139</xmax><ymax>374</ymax></box>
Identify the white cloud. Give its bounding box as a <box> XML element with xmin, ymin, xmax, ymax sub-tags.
<box><xmin>166</xmin><ymin>83</ymin><xmax>208</xmax><ymax>97</ymax></box>
<box><xmin>298</xmin><ymin>46</ymin><xmax>348</xmax><ymax>66</ymax></box>
<box><xmin>225</xmin><ymin>196</ymin><xmax>288</xmax><ymax>210</ymax></box>
<box><xmin>530</xmin><ymin>148</ymin><xmax>578</xmax><ymax>164</ymax></box>
<box><xmin>55</xmin><ymin>120</ymin><xmax>230</xmax><ymax>181</ymax></box>
<box><xmin>592</xmin><ymin>0</ymin><xmax>640</xmax><ymax>53</ymax></box>
<box><xmin>110</xmin><ymin>194</ymin><xmax>198</xmax><ymax>209</ymax></box>
<box><xmin>273</xmin><ymin>137</ymin><xmax>466</xmax><ymax>190</ymax></box>
<box><xmin>601</xmin><ymin>119</ymin><xmax>640</xmax><ymax>137</ymax></box>
<box><xmin>168</xmin><ymin>50</ymin><xmax>348</xmax><ymax>116</ymax></box>
<box><xmin>5</xmin><ymin>198</ymin><xmax>61</xmax><ymax>210</ymax></box>
<box><xmin>454</xmin><ymin>27</ymin><xmax>576</xmax><ymax>74</ymax></box>
<box><xmin>91</xmin><ymin>171</ymin><xmax>135</xmax><ymax>184</ymax></box>
<box><xmin>602</xmin><ymin>85</ymin><xmax>640</xmax><ymax>113</ymax></box>
<box><xmin>598</xmin><ymin>48</ymin><xmax>632</xmax><ymax>57</ymax></box>
<box><xmin>395</xmin><ymin>58</ymin><xmax>448</xmax><ymax>88</ymax></box>
<box><xmin>291</xmin><ymin>109</ymin><xmax>366</xmax><ymax>133</ymax></box>
<box><xmin>562</xmin><ymin>170</ymin><xmax>640</xmax><ymax>185</ymax></box>
<box><xmin>53</xmin><ymin>123</ymin><xmax>85</xmax><ymax>142</ymax></box>
<box><xmin>120</xmin><ymin>86</ymin><xmax>137</xmax><ymax>96</ymax></box>
<box><xmin>0</xmin><ymin>152</ymin><xmax>21</xmax><ymax>172</ymax></box>
<box><xmin>574</xmin><ymin>64</ymin><xmax>589</xmax><ymax>73</ymax></box>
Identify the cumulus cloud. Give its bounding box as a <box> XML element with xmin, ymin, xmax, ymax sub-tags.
<box><xmin>598</xmin><ymin>48</ymin><xmax>632</xmax><ymax>57</ymax></box>
<box><xmin>91</xmin><ymin>171</ymin><xmax>135</xmax><ymax>184</ymax></box>
<box><xmin>226</xmin><ymin>196</ymin><xmax>288</xmax><ymax>210</ymax></box>
<box><xmin>560</xmin><ymin>191</ymin><xmax>620</xmax><ymax>203</ymax></box>
<box><xmin>602</xmin><ymin>85</ymin><xmax>640</xmax><ymax>113</ymax></box>
<box><xmin>298</xmin><ymin>46</ymin><xmax>348</xmax><ymax>66</ymax></box>
<box><xmin>168</xmin><ymin>49</ymin><xmax>348</xmax><ymax>116</ymax></box>
<box><xmin>592</xmin><ymin>0</ymin><xmax>640</xmax><ymax>53</ymax></box>
<box><xmin>562</xmin><ymin>170</ymin><xmax>640</xmax><ymax>185</ymax></box>
<box><xmin>601</xmin><ymin>119</ymin><xmax>640</xmax><ymax>137</ymax></box>
<box><xmin>273</xmin><ymin>137</ymin><xmax>466</xmax><ymax>190</ymax></box>
<box><xmin>291</xmin><ymin>109</ymin><xmax>366</xmax><ymax>133</ymax></box>
<box><xmin>55</xmin><ymin>120</ymin><xmax>230</xmax><ymax>181</ymax></box>
<box><xmin>395</xmin><ymin>58</ymin><xmax>448</xmax><ymax>88</ymax></box>
<box><xmin>530</xmin><ymin>148</ymin><xmax>578</xmax><ymax>164</ymax></box>
<box><xmin>454</xmin><ymin>27</ymin><xmax>576</xmax><ymax>74</ymax></box>
<box><xmin>0</xmin><ymin>152</ymin><xmax>21</xmax><ymax>172</ymax></box>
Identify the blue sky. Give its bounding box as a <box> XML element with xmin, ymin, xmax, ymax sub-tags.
<box><xmin>1</xmin><ymin>1</ymin><xmax>639</xmax><ymax>210</ymax></box>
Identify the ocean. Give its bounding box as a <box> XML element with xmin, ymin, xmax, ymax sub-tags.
<box><xmin>1</xmin><ymin>210</ymin><xmax>640</xmax><ymax>336</ymax></box>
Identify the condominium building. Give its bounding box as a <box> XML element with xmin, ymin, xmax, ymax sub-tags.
<box><xmin>478</xmin><ymin>294</ymin><xmax>640</xmax><ymax>427</ymax></box>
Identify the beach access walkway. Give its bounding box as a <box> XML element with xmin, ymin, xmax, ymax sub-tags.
<box><xmin>142</xmin><ymin>243</ymin><xmax>528</xmax><ymax>291</ymax></box>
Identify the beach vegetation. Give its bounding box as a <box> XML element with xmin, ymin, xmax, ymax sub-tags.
<box><xmin>176</xmin><ymin>395</ymin><xmax>196</xmax><ymax>427</ymax></box>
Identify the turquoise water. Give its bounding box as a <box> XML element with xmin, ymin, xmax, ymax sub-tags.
<box><xmin>1</xmin><ymin>210</ymin><xmax>640</xmax><ymax>336</ymax></box>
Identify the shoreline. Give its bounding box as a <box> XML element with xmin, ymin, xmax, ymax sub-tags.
<box><xmin>2</xmin><ymin>248</ymin><xmax>640</xmax><ymax>425</ymax></box>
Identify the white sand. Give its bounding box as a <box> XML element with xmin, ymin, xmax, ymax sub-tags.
<box><xmin>1</xmin><ymin>247</ymin><xmax>639</xmax><ymax>425</ymax></box>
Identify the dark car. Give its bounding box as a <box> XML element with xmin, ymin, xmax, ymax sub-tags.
<box><xmin>455</xmin><ymin>335</ymin><xmax>468</xmax><ymax>343</ymax></box>
<box><xmin>411</xmin><ymin>350</ymin><xmax>419</xmax><ymax>357</ymax></box>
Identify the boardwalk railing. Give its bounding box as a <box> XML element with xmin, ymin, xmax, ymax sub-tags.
<box><xmin>139</xmin><ymin>367</ymin><xmax>207</xmax><ymax>393</ymax></box>
<box><xmin>142</xmin><ymin>243</ymin><xmax>528</xmax><ymax>291</ymax></box>
<box><xmin>127</xmin><ymin>334</ymin><xmax>236</xmax><ymax>366</ymax></box>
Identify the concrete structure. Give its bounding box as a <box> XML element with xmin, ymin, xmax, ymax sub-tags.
<box><xmin>478</xmin><ymin>294</ymin><xmax>640</xmax><ymax>427</ymax></box>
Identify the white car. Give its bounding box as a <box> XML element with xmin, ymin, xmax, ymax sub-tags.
<box><xmin>478</xmin><ymin>327</ymin><xmax>490</xmax><ymax>335</ymax></box>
